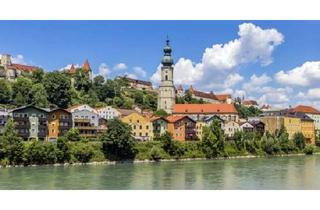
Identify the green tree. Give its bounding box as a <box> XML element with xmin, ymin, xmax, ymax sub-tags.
<box><xmin>201</xmin><ymin>121</ymin><xmax>225</xmax><ymax>158</ymax></box>
<box><xmin>97</xmin><ymin>79</ymin><xmax>116</xmax><ymax>101</ymax></box>
<box><xmin>0</xmin><ymin>79</ymin><xmax>12</xmax><ymax>104</ymax></box>
<box><xmin>43</xmin><ymin>71</ymin><xmax>71</xmax><ymax>108</ymax></box>
<box><xmin>99</xmin><ymin>119</ymin><xmax>136</xmax><ymax>160</ymax></box>
<box><xmin>93</xmin><ymin>75</ymin><xmax>105</xmax><ymax>88</ymax></box>
<box><xmin>133</xmin><ymin>91</ymin><xmax>144</xmax><ymax>105</ymax></box>
<box><xmin>31</xmin><ymin>83</ymin><xmax>49</xmax><ymax>107</ymax></box>
<box><xmin>74</xmin><ymin>68</ymin><xmax>92</xmax><ymax>92</ymax></box>
<box><xmin>159</xmin><ymin>131</ymin><xmax>175</xmax><ymax>155</ymax></box>
<box><xmin>65</xmin><ymin>128</ymin><xmax>81</xmax><ymax>142</ymax></box>
<box><xmin>113</xmin><ymin>96</ymin><xmax>124</xmax><ymax>107</ymax></box>
<box><xmin>56</xmin><ymin>137</ymin><xmax>71</xmax><ymax>163</ymax></box>
<box><xmin>72</xmin><ymin>142</ymin><xmax>94</xmax><ymax>163</ymax></box>
<box><xmin>0</xmin><ymin>119</ymin><xmax>24</xmax><ymax>165</ymax></box>
<box><xmin>31</xmin><ymin>68</ymin><xmax>45</xmax><ymax>84</ymax></box>
<box><xmin>154</xmin><ymin>109</ymin><xmax>168</xmax><ymax>117</ymax></box>
<box><xmin>82</xmin><ymin>89</ymin><xmax>99</xmax><ymax>107</ymax></box>
<box><xmin>12</xmin><ymin>77</ymin><xmax>33</xmax><ymax>105</ymax></box>
<box><xmin>293</xmin><ymin>132</ymin><xmax>306</xmax><ymax>150</ymax></box>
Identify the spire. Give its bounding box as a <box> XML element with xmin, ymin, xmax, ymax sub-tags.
<box><xmin>82</xmin><ymin>59</ymin><xmax>91</xmax><ymax>71</ymax></box>
<box><xmin>69</xmin><ymin>64</ymin><xmax>76</xmax><ymax>73</ymax></box>
<box><xmin>161</xmin><ymin>38</ymin><xmax>173</xmax><ymax>67</ymax></box>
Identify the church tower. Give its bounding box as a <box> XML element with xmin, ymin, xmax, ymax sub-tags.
<box><xmin>157</xmin><ymin>39</ymin><xmax>175</xmax><ymax>114</ymax></box>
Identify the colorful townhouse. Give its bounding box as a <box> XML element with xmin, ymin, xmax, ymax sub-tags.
<box><xmin>150</xmin><ymin>116</ymin><xmax>168</xmax><ymax>138</ymax></box>
<box><xmin>166</xmin><ymin>115</ymin><xmax>196</xmax><ymax>141</ymax></box>
<box><xmin>121</xmin><ymin>112</ymin><xmax>153</xmax><ymax>141</ymax></box>
<box><xmin>70</xmin><ymin>109</ymin><xmax>100</xmax><ymax>138</ymax></box>
<box><xmin>47</xmin><ymin>108</ymin><xmax>72</xmax><ymax>141</ymax></box>
<box><xmin>11</xmin><ymin>105</ymin><xmax>49</xmax><ymax>140</ymax></box>
<box><xmin>261</xmin><ymin>114</ymin><xmax>315</xmax><ymax>144</ymax></box>
<box><xmin>96</xmin><ymin>106</ymin><xmax>121</xmax><ymax>120</ymax></box>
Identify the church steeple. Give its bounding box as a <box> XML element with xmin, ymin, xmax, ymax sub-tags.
<box><xmin>161</xmin><ymin>38</ymin><xmax>174</xmax><ymax>67</ymax></box>
<box><xmin>157</xmin><ymin>38</ymin><xmax>175</xmax><ymax>114</ymax></box>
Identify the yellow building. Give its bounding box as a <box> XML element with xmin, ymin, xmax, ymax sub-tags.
<box><xmin>121</xmin><ymin>112</ymin><xmax>153</xmax><ymax>141</ymax></box>
<box><xmin>196</xmin><ymin>121</ymin><xmax>206</xmax><ymax>140</ymax></box>
<box><xmin>261</xmin><ymin>114</ymin><xmax>315</xmax><ymax>144</ymax></box>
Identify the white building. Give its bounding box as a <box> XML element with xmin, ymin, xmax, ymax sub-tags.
<box><xmin>224</xmin><ymin>121</ymin><xmax>240</xmax><ymax>137</ymax></box>
<box><xmin>68</xmin><ymin>104</ymin><xmax>98</xmax><ymax>114</ymax></box>
<box><xmin>96</xmin><ymin>106</ymin><xmax>121</xmax><ymax>120</ymax></box>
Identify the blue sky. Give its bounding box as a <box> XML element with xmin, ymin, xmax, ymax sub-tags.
<box><xmin>1</xmin><ymin>21</ymin><xmax>320</xmax><ymax>109</ymax></box>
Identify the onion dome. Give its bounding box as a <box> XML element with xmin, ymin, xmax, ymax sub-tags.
<box><xmin>161</xmin><ymin>39</ymin><xmax>174</xmax><ymax>66</ymax></box>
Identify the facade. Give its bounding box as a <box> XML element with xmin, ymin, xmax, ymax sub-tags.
<box><xmin>72</xmin><ymin>109</ymin><xmax>99</xmax><ymax>138</ymax></box>
<box><xmin>215</xmin><ymin>94</ymin><xmax>233</xmax><ymax>104</ymax></box>
<box><xmin>0</xmin><ymin>110</ymin><xmax>9</xmax><ymax>134</ymax></box>
<box><xmin>157</xmin><ymin>39</ymin><xmax>176</xmax><ymax>114</ymax></box>
<box><xmin>188</xmin><ymin>85</ymin><xmax>220</xmax><ymax>104</ymax></box>
<box><xmin>290</xmin><ymin>105</ymin><xmax>320</xmax><ymax>135</ymax></box>
<box><xmin>249</xmin><ymin>120</ymin><xmax>265</xmax><ymax>135</ymax></box>
<box><xmin>64</xmin><ymin>59</ymin><xmax>93</xmax><ymax>81</ymax></box>
<box><xmin>116</xmin><ymin>76</ymin><xmax>153</xmax><ymax>91</ymax></box>
<box><xmin>224</xmin><ymin>121</ymin><xmax>240</xmax><ymax>137</ymax></box>
<box><xmin>116</xmin><ymin>108</ymin><xmax>137</xmax><ymax>118</ymax></box>
<box><xmin>166</xmin><ymin>115</ymin><xmax>196</xmax><ymax>141</ymax></box>
<box><xmin>68</xmin><ymin>104</ymin><xmax>98</xmax><ymax>114</ymax></box>
<box><xmin>150</xmin><ymin>117</ymin><xmax>168</xmax><ymax>138</ymax></box>
<box><xmin>243</xmin><ymin>100</ymin><xmax>259</xmax><ymax>108</ymax></box>
<box><xmin>96</xmin><ymin>106</ymin><xmax>121</xmax><ymax>120</ymax></box>
<box><xmin>0</xmin><ymin>54</ymin><xmax>39</xmax><ymax>80</ymax></box>
<box><xmin>121</xmin><ymin>112</ymin><xmax>153</xmax><ymax>141</ymax></box>
<box><xmin>11</xmin><ymin>105</ymin><xmax>48</xmax><ymax>140</ymax></box>
<box><xmin>47</xmin><ymin>108</ymin><xmax>72</xmax><ymax>141</ymax></box>
<box><xmin>240</xmin><ymin>122</ymin><xmax>254</xmax><ymax>133</ymax></box>
<box><xmin>195</xmin><ymin>115</ymin><xmax>224</xmax><ymax>140</ymax></box>
<box><xmin>173</xmin><ymin>103</ymin><xmax>239</xmax><ymax>123</ymax></box>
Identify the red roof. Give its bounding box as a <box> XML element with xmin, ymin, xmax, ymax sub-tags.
<box><xmin>215</xmin><ymin>94</ymin><xmax>231</xmax><ymax>101</ymax></box>
<box><xmin>292</xmin><ymin>105</ymin><xmax>320</xmax><ymax>114</ymax></box>
<box><xmin>173</xmin><ymin>104</ymin><xmax>238</xmax><ymax>114</ymax></box>
<box><xmin>243</xmin><ymin>100</ymin><xmax>258</xmax><ymax>106</ymax></box>
<box><xmin>9</xmin><ymin>64</ymin><xmax>38</xmax><ymax>72</ymax></box>
<box><xmin>166</xmin><ymin>115</ymin><xmax>194</xmax><ymax>123</ymax></box>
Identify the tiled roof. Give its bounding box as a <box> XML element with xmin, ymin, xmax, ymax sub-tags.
<box><xmin>166</xmin><ymin>115</ymin><xmax>194</xmax><ymax>123</ymax></box>
<box><xmin>243</xmin><ymin>100</ymin><xmax>258</xmax><ymax>106</ymax></box>
<box><xmin>292</xmin><ymin>105</ymin><xmax>320</xmax><ymax>114</ymax></box>
<box><xmin>173</xmin><ymin>104</ymin><xmax>238</xmax><ymax>114</ymax></box>
<box><xmin>9</xmin><ymin>64</ymin><xmax>38</xmax><ymax>72</ymax></box>
<box><xmin>149</xmin><ymin>116</ymin><xmax>168</xmax><ymax>122</ymax></box>
<box><xmin>215</xmin><ymin>94</ymin><xmax>231</xmax><ymax>101</ymax></box>
<box><xmin>65</xmin><ymin>64</ymin><xmax>76</xmax><ymax>74</ymax></box>
<box><xmin>82</xmin><ymin>59</ymin><xmax>91</xmax><ymax>72</ymax></box>
<box><xmin>117</xmin><ymin>108</ymin><xmax>137</xmax><ymax>117</ymax></box>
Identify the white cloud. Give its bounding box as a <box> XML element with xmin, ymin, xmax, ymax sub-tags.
<box><xmin>275</xmin><ymin>61</ymin><xmax>320</xmax><ymax>86</ymax></box>
<box><xmin>98</xmin><ymin>63</ymin><xmax>111</xmax><ymax>79</ymax></box>
<box><xmin>150</xmin><ymin>22</ymin><xmax>284</xmax><ymax>91</ymax></box>
<box><xmin>224</xmin><ymin>73</ymin><xmax>244</xmax><ymax>88</ymax></box>
<box><xmin>297</xmin><ymin>88</ymin><xmax>320</xmax><ymax>100</ymax></box>
<box><xmin>258</xmin><ymin>87</ymin><xmax>292</xmax><ymax>108</ymax></box>
<box><xmin>133</xmin><ymin>66</ymin><xmax>147</xmax><ymax>78</ymax></box>
<box><xmin>59</xmin><ymin>64</ymin><xmax>81</xmax><ymax>71</ymax></box>
<box><xmin>123</xmin><ymin>72</ymin><xmax>138</xmax><ymax>79</ymax></box>
<box><xmin>242</xmin><ymin>73</ymin><xmax>272</xmax><ymax>93</ymax></box>
<box><xmin>11</xmin><ymin>54</ymin><xmax>27</xmax><ymax>65</ymax></box>
<box><xmin>113</xmin><ymin>63</ymin><xmax>127</xmax><ymax>70</ymax></box>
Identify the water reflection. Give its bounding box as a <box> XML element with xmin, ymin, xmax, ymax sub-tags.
<box><xmin>0</xmin><ymin>156</ymin><xmax>320</xmax><ymax>190</ymax></box>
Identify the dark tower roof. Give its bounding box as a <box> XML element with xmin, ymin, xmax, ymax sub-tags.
<box><xmin>161</xmin><ymin>38</ymin><xmax>174</xmax><ymax>66</ymax></box>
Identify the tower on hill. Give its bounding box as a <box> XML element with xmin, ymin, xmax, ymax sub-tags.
<box><xmin>157</xmin><ymin>39</ymin><xmax>175</xmax><ymax>114</ymax></box>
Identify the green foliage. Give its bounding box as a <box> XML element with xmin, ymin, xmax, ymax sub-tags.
<box><xmin>304</xmin><ymin>144</ymin><xmax>315</xmax><ymax>155</ymax></box>
<box><xmin>24</xmin><ymin>141</ymin><xmax>58</xmax><ymax>165</ymax></box>
<box><xmin>43</xmin><ymin>71</ymin><xmax>71</xmax><ymax>108</ymax></box>
<box><xmin>149</xmin><ymin>145</ymin><xmax>163</xmax><ymax>161</ymax></box>
<box><xmin>293</xmin><ymin>132</ymin><xmax>306</xmax><ymax>150</ymax></box>
<box><xmin>235</xmin><ymin>104</ymin><xmax>262</xmax><ymax>119</ymax></box>
<box><xmin>74</xmin><ymin>68</ymin><xmax>92</xmax><ymax>92</ymax></box>
<box><xmin>30</xmin><ymin>83</ymin><xmax>49</xmax><ymax>107</ymax></box>
<box><xmin>31</xmin><ymin>68</ymin><xmax>45</xmax><ymax>84</ymax></box>
<box><xmin>71</xmin><ymin>142</ymin><xmax>94</xmax><ymax>163</ymax></box>
<box><xmin>0</xmin><ymin>79</ymin><xmax>12</xmax><ymax>104</ymax></box>
<box><xmin>99</xmin><ymin>119</ymin><xmax>136</xmax><ymax>161</ymax></box>
<box><xmin>154</xmin><ymin>109</ymin><xmax>168</xmax><ymax>117</ymax></box>
<box><xmin>0</xmin><ymin>119</ymin><xmax>24</xmax><ymax>165</ymax></box>
<box><xmin>65</xmin><ymin>128</ymin><xmax>81</xmax><ymax>142</ymax></box>
<box><xmin>12</xmin><ymin>77</ymin><xmax>33</xmax><ymax>105</ymax></box>
<box><xmin>56</xmin><ymin>137</ymin><xmax>71</xmax><ymax>163</ymax></box>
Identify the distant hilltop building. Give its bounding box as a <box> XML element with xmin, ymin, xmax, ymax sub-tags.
<box><xmin>116</xmin><ymin>76</ymin><xmax>153</xmax><ymax>91</ymax></box>
<box><xmin>64</xmin><ymin>59</ymin><xmax>93</xmax><ymax>81</ymax></box>
<box><xmin>242</xmin><ymin>100</ymin><xmax>259</xmax><ymax>108</ymax></box>
<box><xmin>176</xmin><ymin>85</ymin><xmax>233</xmax><ymax>104</ymax></box>
<box><xmin>157</xmin><ymin>39</ymin><xmax>176</xmax><ymax>114</ymax></box>
<box><xmin>0</xmin><ymin>54</ymin><xmax>39</xmax><ymax>80</ymax></box>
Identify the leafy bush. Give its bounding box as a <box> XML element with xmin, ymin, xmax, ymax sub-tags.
<box><xmin>304</xmin><ymin>144</ymin><xmax>315</xmax><ymax>155</ymax></box>
<box><xmin>71</xmin><ymin>142</ymin><xmax>94</xmax><ymax>163</ymax></box>
<box><xmin>293</xmin><ymin>132</ymin><xmax>306</xmax><ymax>150</ymax></box>
<box><xmin>56</xmin><ymin>137</ymin><xmax>71</xmax><ymax>163</ymax></box>
<box><xmin>149</xmin><ymin>146</ymin><xmax>163</xmax><ymax>161</ymax></box>
<box><xmin>24</xmin><ymin>141</ymin><xmax>58</xmax><ymax>165</ymax></box>
<box><xmin>65</xmin><ymin>128</ymin><xmax>81</xmax><ymax>142</ymax></box>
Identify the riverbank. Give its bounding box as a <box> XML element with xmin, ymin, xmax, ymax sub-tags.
<box><xmin>1</xmin><ymin>151</ymin><xmax>319</xmax><ymax>169</ymax></box>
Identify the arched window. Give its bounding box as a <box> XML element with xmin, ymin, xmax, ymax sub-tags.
<box><xmin>165</xmin><ymin>75</ymin><xmax>168</xmax><ymax>80</ymax></box>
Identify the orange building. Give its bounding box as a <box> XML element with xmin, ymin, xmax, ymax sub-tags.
<box><xmin>48</xmin><ymin>108</ymin><xmax>72</xmax><ymax>141</ymax></box>
<box><xmin>166</xmin><ymin>115</ymin><xmax>196</xmax><ymax>141</ymax></box>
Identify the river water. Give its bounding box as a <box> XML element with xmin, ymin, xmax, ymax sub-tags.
<box><xmin>0</xmin><ymin>155</ymin><xmax>319</xmax><ymax>190</ymax></box>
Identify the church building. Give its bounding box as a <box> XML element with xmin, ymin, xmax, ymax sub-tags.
<box><xmin>157</xmin><ymin>39</ymin><xmax>176</xmax><ymax>114</ymax></box>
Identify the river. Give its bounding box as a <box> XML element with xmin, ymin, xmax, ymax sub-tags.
<box><xmin>0</xmin><ymin>155</ymin><xmax>319</xmax><ymax>190</ymax></box>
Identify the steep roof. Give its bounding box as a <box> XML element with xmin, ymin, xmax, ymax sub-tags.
<box><xmin>9</xmin><ymin>64</ymin><xmax>38</xmax><ymax>72</ymax></box>
<box><xmin>166</xmin><ymin>115</ymin><xmax>194</xmax><ymax>123</ymax></box>
<box><xmin>82</xmin><ymin>59</ymin><xmax>91</xmax><ymax>72</ymax></box>
<box><xmin>173</xmin><ymin>104</ymin><xmax>238</xmax><ymax>114</ymax></box>
<box><xmin>243</xmin><ymin>100</ymin><xmax>258</xmax><ymax>106</ymax></box>
<box><xmin>292</xmin><ymin>105</ymin><xmax>320</xmax><ymax>114</ymax></box>
<box><xmin>11</xmin><ymin>105</ymin><xmax>48</xmax><ymax>113</ymax></box>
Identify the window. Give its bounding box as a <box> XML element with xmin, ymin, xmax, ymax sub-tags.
<box><xmin>146</xmin><ymin>125</ymin><xmax>149</xmax><ymax>129</ymax></box>
<box><xmin>137</xmin><ymin>120</ymin><xmax>140</xmax><ymax>123</ymax></box>
<box><xmin>133</xmin><ymin>125</ymin><xmax>136</xmax><ymax>129</ymax></box>
<box><xmin>139</xmin><ymin>132</ymin><xmax>142</xmax><ymax>136</ymax></box>
<box><xmin>146</xmin><ymin>133</ymin><xmax>148</xmax><ymax>136</ymax></box>
<box><xmin>165</xmin><ymin>75</ymin><xmax>168</xmax><ymax>80</ymax></box>
<box><xmin>52</xmin><ymin>115</ymin><xmax>56</xmax><ymax>119</ymax></box>
<box><xmin>140</xmin><ymin>125</ymin><xmax>142</xmax><ymax>129</ymax></box>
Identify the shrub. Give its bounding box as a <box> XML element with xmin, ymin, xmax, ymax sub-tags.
<box><xmin>56</xmin><ymin>137</ymin><xmax>71</xmax><ymax>163</ymax></box>
<box><xmin>24</xmin><ymin>141</ymin><xmax>58</xmax><ymax>165</ymax></box>
<box><xmin>72</xmin><ymin>142</ymin><xmax>94</xmax><ymax>163</ymax></box>
<box><xmin>304</xmin><ymin>144</ymin><xmax>315</xmax><ymax>155</ymax></box>
<box><xmin>149</xmin><ymin>146</ymin><xmax>163</xmax><ymax>161</ymax></box>
<box><xmin>293</xmin><ymin>132</ymin><xmax>306</xmax><ymax>150</ymax></box>
<box><xmin>65</xmin><ymin>128</ymin><xmax>81</xmax><ymax>142</ymax></box>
